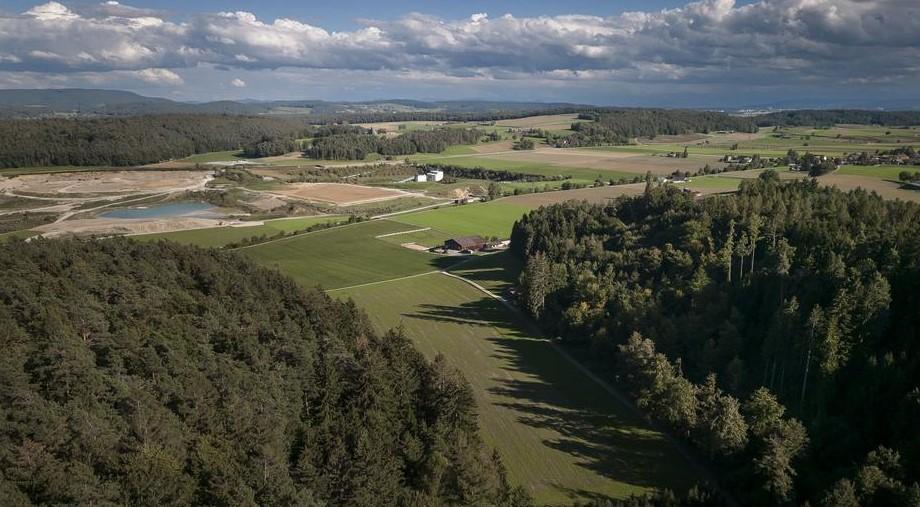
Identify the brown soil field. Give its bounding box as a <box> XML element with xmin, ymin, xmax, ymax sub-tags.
<box><xmin>505</xmin><ymin>184</ymin><xmax>646</xmax><ymax>206</ymax></box>
<box><xmin>271</xmin><ymin>183</ymin><xmax>409</xmax><ymax>206</ymax></box>
<box><xmin>0</xmin><ymin>170</ymin><xmax>209</xmax><ymax>195</ymax></box>
<box><xmin>471</xmin><ymin>141</ymin><xmax>514</xmax><ymax>154</ymax></box>
<box><xmin>817</xmin><ymin>174</ymin><xmax>920</xmax><ymax>203</ymax></box>
<box><xmin>720</xmin><ymin>169</ymin><xmax>807</xmax><ymax>180</ymax></box>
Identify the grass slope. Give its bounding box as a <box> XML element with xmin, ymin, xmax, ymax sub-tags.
<box><xmin>241</xmin><ymin>219</ymin><xmax>456</xmax><ymax>289</ymax></box>
<box><xmin>391</xmin><ymin>200</ymin><xmax>534</xmax><ymax>239</ymax></box>
<box><xmin>134</xmin><ymin>215</ymin><xmax>345</xmax><ymax>248</ymax></box>
<box><xmin>337</xmin><ymin>273</ymin><xmax>698</xmax><ymax>504</ymax></box>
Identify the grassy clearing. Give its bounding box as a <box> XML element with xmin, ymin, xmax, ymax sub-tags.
<box><xmin>0</xmin><ymin>229</ymin><xmax>41</xmax><ymax>242</ymax></box>
<box><xmin>180</xmin><ymin>150</ymin><xmax>245</xmax><ymax>163</ymax></box>
<box><xmin>133</xmin><ymin>215</ymin><xmax>345</xmax><ymax>248</ymax></box>
<box><xmin>376</xmin><ymin>227</ymin><xmax>452</xmax><ymax>248</ymax></box>
<box><xmin>337</xmin><ymin>273</ymin><xmax>698</xmax><ymax>504</ymax></box>
<box><xmin>241</xmin><ymin>219</ymin><xmax>458</xmax><ymax>289</ymax></box>
<box><xmin>391</xmin><ymin>200</ymin><xmax>534</xmax><ymax>239</ymax></box>
<box><xmin>836</xmin><ymin>164</ymin><xmax>912</xmax><ymax>180</ymax></box>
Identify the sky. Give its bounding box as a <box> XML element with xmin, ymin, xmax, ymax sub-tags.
<box><xmin>0</xmin><ymin>0</ymin><xmax>918</xmax><ymax>107</ymax></box>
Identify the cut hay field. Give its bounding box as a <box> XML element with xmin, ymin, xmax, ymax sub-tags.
<box><xmin>336</xmin><ymin>272</ymin><xmax>700</xmax><ymax>504</ymax></box>
<box><xmin>495</xmin><ymin>113</ymin><xmax>584</xmax><ymax>131</ymax></box>
<box><xmin>504</xmin><ymin>183</ymin><xmax>646</xmax><ymax>207</ymax></box>
<box><xmin>240</xmin><ymin>219</ymin><xmax>456</xmax><ymax>289</ymax></box>
<box><xmin>817</xmin><ymin>173</ymin><xmax>920</xmax><ymax>203</ymax></box>
<box><xmin>134</xmin><ymin>215</ymin><xmax>345</xmax><ymax>248</ymax></box>
<box><xmin>391</xmin><ymin>200</ymin><xmax>534</xmax><ymax>239</ymax></box>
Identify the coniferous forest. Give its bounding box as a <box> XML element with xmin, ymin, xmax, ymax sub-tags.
<box><xmin>552</xmin><ymin>110</ymin><xmax>758</xmax><ymax>147</ymax></box>
<box><xmin>0</xmin><ymin>239</ymin><xmax>529</xmax><ymax>506</ymax></box>
<box><xmin>0</xmin><ymin>115</ymin><xmax>315</xmax><ymax>168</ymax></box>
<box><xmin>511</xmin><ymin>174</ymin><xmax>920</xmax><ymax>506</ymax></box>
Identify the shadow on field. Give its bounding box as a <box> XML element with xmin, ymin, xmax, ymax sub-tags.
<box><xmin>406</xmin><ymin>295</ymin><xmax>692</xmax><ymax>497</ymax></box>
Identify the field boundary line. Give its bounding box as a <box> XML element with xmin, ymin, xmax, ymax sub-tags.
<box><xmin>371</xmin><ymin>200</ymin><xmax>452</xmax><ymax>219</ymax></box>
<box><xmin>230</xmin><ymin>219</ymin><xmax>368</xmax><ymax>251</ymax></box>
<box><xmin>326</xmin><ymin>270</ymin><xmax>439</xmax><ymax>292</ymax></box>
<box><xmin>439</xmin><ymin>270</ymin><xmax>737</xmax><ymax>506</ymax></box>
<box><xmin>374</xmin><ymin>227</ymin><xmax>431</xmax><ymax>238</ymax></box>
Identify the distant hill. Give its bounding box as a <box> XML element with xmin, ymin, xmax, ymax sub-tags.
<box><xmin>0</xmin><ymin>88</ymin><xmax>590</xmax><ymax>119</ymax></box>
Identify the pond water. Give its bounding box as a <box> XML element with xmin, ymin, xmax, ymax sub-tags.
<box><xmin>101</xmin><ymin>201</ymin><xmax>219</xmax><ymax>219</ymax></box>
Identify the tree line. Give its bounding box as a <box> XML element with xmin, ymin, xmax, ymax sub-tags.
<box><xmin>756</xmin><ymin>110</ymin><xmax>920</xmax><ymax>127</ymax></box>
<box><xmin>0</xmin><ymin>239</ymin><xmax>530</xmax><ymax>506</ymax></box>
<box><xmin>0</xmin><ymin>115</ymin><xmax>314</xmax><ymax>168</ymax></box>
<box><xmin>304</xmin><ymin>128</ymin><xmax>483</xmax><ymax>160</ymax></box>
<box><xmin>510</xmin><ymin>174</ymin><xmax>920</xmax><ymax>505</ymax></box>
<box><xmin>549</xmin><ymin>109</ymin><xmax>758</xmax><ymax>147</ymax></box>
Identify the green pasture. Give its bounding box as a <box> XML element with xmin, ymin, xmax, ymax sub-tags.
<box><xmin>337</xmin><ymin>272</ymin><xmax>699</xmax><ymax>504</ymax></box>
<box><xmin>391</xmin><ymin>200</ymin><xmax>534</xmax><ymax>239</ymax></box>
<box><xmin>241</xmin><ymin>219</ymin><xmax>455</xmax><ymax>289</ymax></box>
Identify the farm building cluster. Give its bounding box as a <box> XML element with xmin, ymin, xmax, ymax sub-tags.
<box><xmin>414</xmin><ymin>169</ymin><xmax>444</xmax><ymax>183</ymax></box>
<box><xmin>439</xmin><ymin>235</ymin><xmax>510</xmax><ymax>254</ymax></box>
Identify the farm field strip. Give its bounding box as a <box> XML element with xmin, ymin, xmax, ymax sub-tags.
<box><xmin>241</xmin><ymin>219</ymin><xmax>457</xmax><ymax>289</ymax></box>
<box><xmin>336</xmin><ymin>272</ymin><xmax>699</xmax><ymax>504</ymax></box>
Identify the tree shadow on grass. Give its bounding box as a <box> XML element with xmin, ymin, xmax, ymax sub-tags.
<box><xmin>405</xmin><ymin>296</ymin><xmax>697</xmax><ymax>500</ymax></box>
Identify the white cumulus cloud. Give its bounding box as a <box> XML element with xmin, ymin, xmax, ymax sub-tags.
<box><xmin>230</xmin><ymin>78</ymin><xmax>246</xmax><ymax>88</ymax></box>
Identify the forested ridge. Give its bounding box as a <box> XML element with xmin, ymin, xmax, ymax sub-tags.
<box><xmin>0</xmin><ymin>115</ymin><xmax>312</xmax><ymax>167</ymax></box>
<box><xmin>0</xmin><ymin>239</ymin><xmax>528</xmax><ymax>506</ymax></box>
<box><xmin>552</xmin><ymin>109</ymin><xmax>758</xmax><ymax>147</ymax></box>
<box><xmin>305</xmin><ymin>128</ymin><xmax>483</xmax><ymax>160</ymax></box>
<box><xmin>755</xmin><ymin>110</ymin><xmax>920</xmax><ymax>127</ymax></box>
<box><xmin>511</xmin><ymin>175</ymin><xmax>920</xmax><ymax>505</ymax></box>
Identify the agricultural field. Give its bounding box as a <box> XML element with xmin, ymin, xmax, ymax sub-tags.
<box><xmin>337</xmin><ymin>272</ymin><xmax>700</xmax><ymax>504</ymax></box>
<box><xmin>134</xmin><ymin>214</ymin><xmax>345</xmax><ymax>248</ymax></box>
<box><xmin>240</xmin><ymin>219</ymin><xmax>457</xmax><ymax>289</ymax></box>
<box><xmin>270</xmin><ymin>182</ymin><xmax>413</xmax><ymax>206</ymax></box>
<box><xmin>494</xmin><ymin>112</ymin><xmax>585</xmax><ymax>132</ymax></box>
<box><xmin>391</xmin><ymin>200</ymin><xmax>533</xmax><ymax>239</ymax></box>
<box><xmin>504</xmin><ymin>183</ymin><xmax>646</xmax><ymax>207</ymax></box>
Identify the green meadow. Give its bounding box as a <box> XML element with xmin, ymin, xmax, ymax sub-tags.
<box><xmin>337</xmin><ymin>272</ymin><xmax>699</xmax><ymax>504</ymax></box>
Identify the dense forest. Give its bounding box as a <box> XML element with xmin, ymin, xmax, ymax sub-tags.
<box><xmin>756</xmin><ymin>110</ymin><xmax>920</xmax><ymax>127</ymax></box>
<box><xmin>0</xmin><ymin>115</ymin><xmax>312</xmax><ymax>167</ymax></box>
<box><xmin>511</xmin><ymin>175</ymin><xmax>920</xmax><ymax>505</ymax></box>
<box><xmin>0</xmin><ymin>239</ymin><xmax>529</xmax><ymax>506</ymax></box>
<box><xmin>551</xmin><ymin>110</ymin><xmax>758</xmax><ymax>147</ymax></box>
<box><xmin>305</xmin><ymin>128</ymin><xmax>483</xmax><ymax>160</ymax></box>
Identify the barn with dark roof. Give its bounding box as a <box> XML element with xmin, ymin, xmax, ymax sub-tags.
<box><xmin>444</xmin><ymin>235</ymin><xmax>485</xmax><ymax>251</ymax></box>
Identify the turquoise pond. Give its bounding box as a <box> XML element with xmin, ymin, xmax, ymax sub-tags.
<box><xmin>101</xmin><ymin>202</ymin><xmax>219</xmax><ymax>219</ymax></box>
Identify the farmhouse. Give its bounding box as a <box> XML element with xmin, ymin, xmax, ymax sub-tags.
<box><xmin>444</xmin><ymin>235</ymin><xmax>485</xmax><ymax>252</ymax></box>
<box><xmin>415</xmin><ymin>170</ymin><xmax>444</xmax><ymax>183</ymax></box>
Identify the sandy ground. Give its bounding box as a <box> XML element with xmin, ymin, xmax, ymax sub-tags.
<box><xmin>34</xmin><ymin>217</ymin><xmax>228</xmax><ymax>238</ymax></box>
<box><xmin>0</xmin><ymin>170</ymin><xmax>209</xmax><ymax>195</ymax></box>
<box><xmin>271</xmin><ymin>183</ymin><xmax>409</xmax><ymax>206</ymax></box>
<box><xmin>246</xmin><ymin>195</ymin><xmax>289</xmax><ymax>211</ymax></box>
<box><xmin>818</xmin><ymin>174</ymin><xmax>920</xmax><ymax>203</ymax></box>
